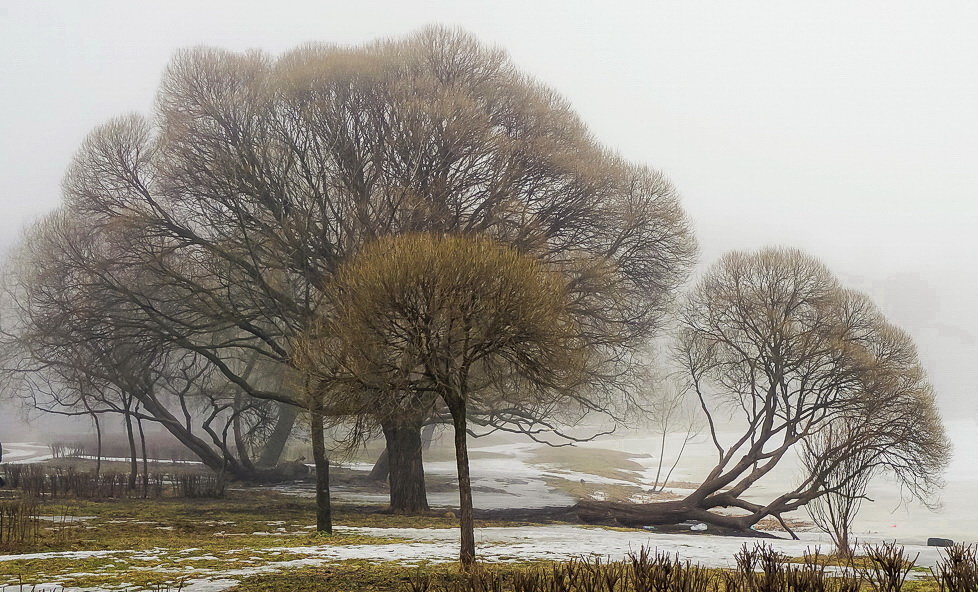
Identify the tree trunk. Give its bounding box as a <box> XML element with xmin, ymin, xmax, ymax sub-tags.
<box><xmin>652</xmin><ymin>428</ymin><xmax>668</xmax><ymax>491</ymax></box>
<box><xmin>92</xmin><ymin>411</ymin><xmax>102</xmax><ymax>477</ymax></box>
<box><xmin>382</xmin><ymin>420</ymin><xmax>429</xmax><ymax>514</ymax></box>
<box><xmin>123</xmin><ymin>408</ymin><xmax>138</xmax><ymax>492</ymax></box>
<box><xmin>836</xmin><ymin>528</ymin><xmax>852</xmax><ymax>558</ymax></box>
<box><xmin>368</xmin><ymin>448</ymin><xmax>389</xmax><ymax>481</ymax></box>
<box><xmin>449</xmin><ymin>406</ymin><xmax>475</xmax><ymax>567</ymax></box>
<box><xmin>574</xmin><ymin>498</ymin><xmax>761</xmax><ymax>533</ymax></box>
<box><xmin>232</xmin><ymin>392</ymin><xmax>256</xmax><ymax>471</ymax></box>
<box><xmin>257</xmin><ymin>402</ymin><xmax>299</xmax><ymax>467</ymax></box>
<box><xmin>310</xmin><ymin>407</ymin><xmax>332</xmax><ymax>534</ymax></box>
<box><xmin>133</xmin><ymin>393</ymin><xmax>259</xmax><ymax>481</ymax></box>
<box><xmin>137</xmin><ymin>413</ymin><xmax>149</xmax><ymax>498</ymax></box>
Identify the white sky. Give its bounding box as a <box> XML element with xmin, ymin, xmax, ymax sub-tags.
<box><xmin>1</xmin><ymin>1</ymin><xmax>976</xmax><ymax>414</ymax></box>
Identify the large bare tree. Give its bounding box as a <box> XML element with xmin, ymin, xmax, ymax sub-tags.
<box><xmin>579</xmin><ymin>248</ymin><xmax>950</xmax><ymax>534</ymax></box>
<box><xmin>22</xmin><ymin>27</ymin><xmax>693</xmax><ymax>511</ymax></box>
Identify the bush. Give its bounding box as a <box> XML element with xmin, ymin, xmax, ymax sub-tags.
<box><xmin>931</xmin><ymin>544</ymin><xmax>978</xmax><ymax>592</ymax></box>
<box><xmin>405</xmin><ymin>543</ymin><xmax>928</xmax><ymax>592</ymax></box>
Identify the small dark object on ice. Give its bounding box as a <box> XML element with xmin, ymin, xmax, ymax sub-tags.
<box><xmin>928</xmin><ymin>537</ymin><xmax>954</xmax><ymax>547</ymax></box>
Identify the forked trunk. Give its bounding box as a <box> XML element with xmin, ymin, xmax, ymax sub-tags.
<box><xmin>232</xmin><ymin>392</ymin><xmax>256</xmax><ymax>471</ymax></box>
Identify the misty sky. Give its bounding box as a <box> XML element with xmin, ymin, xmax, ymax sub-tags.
<box><xmin>1</xmin><ymin>1</ymin><xmax>976</xmax><ymax>415</ymax></box>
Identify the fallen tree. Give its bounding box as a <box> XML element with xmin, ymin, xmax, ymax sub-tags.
<box><xmin>577</xmin><ymin>248</ymin><xmax>950</xmax><ymax>535</ymax></box>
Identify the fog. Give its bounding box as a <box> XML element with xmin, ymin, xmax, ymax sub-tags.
<box><xmin>1</xmin><ymin>2</ymin><xmax>975</xmax><ymax>467</ymax></box>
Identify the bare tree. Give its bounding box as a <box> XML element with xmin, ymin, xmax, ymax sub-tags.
<box><xmin>26</xmin><ymin>26</ymin><xmax>694</xmax><ymax>513</ymax></box>
<box><xmin>579</xmin><ymin>248</ymin><xmax>950</xmax><ymax>534</ymax></box>
<box><xmin>643</xmin><ymin>376</ymin><xmax>700</xmax><ymax>493</ymax></box>
<box><xmin>300</xmin><ymin>233</ymin><xmax>594</xmax><ymax>566</ymax></box>
<box><xmin>804</xmin><ymin>422</ymin><xmax>876</xmax><ymax>557</ymax></box>
<box><xmin>0</xmin><ymin>213</ymin><xmax>282</xmax><ymax>481</ymax></box>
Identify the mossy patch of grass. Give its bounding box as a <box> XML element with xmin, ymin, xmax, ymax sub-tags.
<box><xmin>225</xmin><ymin>559</ymin><xmax>543</xmax><ymax>592</ymax></box>
<box><xmin>8</xmin><ymin>491</ymin><xmax>433</xmax><ymax>555</ymax></box>
<box><xmin>542</xmin><ymin>476</ymin><xmax>647</xmax><ymax>503</ymax></box>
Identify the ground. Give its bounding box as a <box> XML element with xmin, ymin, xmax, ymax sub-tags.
<box><xmin>0</xmin><ymin>488</ymin><xmax>544</xmax><ymax>591</ymax></box>
<box><xmin>0</xmin><ymin>487</ymin><xmax>944</xmax><ymax>591</ymax></box>
<box><xmin>0</xmin><ymin>431</ymin><xmax>962</xmax><ymax>591</ymax></box>
<box><xmin>0</xmin><ymin>486</ymin><xmax>948</xmax><ymax>591</ymax></box>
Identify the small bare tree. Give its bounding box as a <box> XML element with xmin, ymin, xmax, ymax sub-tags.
<box><xmin>804</xmin><ymin>422</ymin><xmax>876</xmax><ymax>557</ymax></box>
<box><xmin>644</xmin><ymin>376</ymin><xmax>700</xmax><ymax>493</ymax></box>
<box><xmin>300</xmin><ymin>233</ymin><xmax>589</xmax><ymax>566</ymax></box>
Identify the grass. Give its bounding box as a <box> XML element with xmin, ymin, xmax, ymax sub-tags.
<box><xmin>0</xmin><ymin>487</ymin><xmax>557</xmax><ymax>590</ymax></box>
<box><xmin>225</xmin><ymin>560</ymin><xmax>541</xmax><ymax>592</ymax></box>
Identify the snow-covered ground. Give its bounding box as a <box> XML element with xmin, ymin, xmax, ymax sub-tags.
<box><xmin>1</xmin><ymin>442</ymin><xmax>52</xmax><ymax>464</ymax></box>
<box><xmin>275</xmin><ymin>419</ymin><xmax>978</xmax><ymax>546</ymax></box>
<box><xmin>11</xmin><ymin>421</ymin><xmax>978</xmax><ymax>546</ymax></box>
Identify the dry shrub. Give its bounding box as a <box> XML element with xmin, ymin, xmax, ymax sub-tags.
<box><xmin>404</xmin><ymin>543</ymin><xmax>929</xmax><ymax>592</ymax></box>
<box><xmin>862</xmin><ymin>542</ymin><xmax>917</xmax><ymax>592</ymax></box>
<box><xmin>0</xmin><ymin>496</ymin><xmax>40</xmax><ymax>551</ymax></box>
<box><xmin>931</xmin><ymin>543</ymin><xmax>978</xmax><ymax>592</ymax></box>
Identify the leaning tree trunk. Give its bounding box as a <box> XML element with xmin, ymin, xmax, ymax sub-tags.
<box><xmin>381</xmin><ymin>419</ymin><xmax>429</xmax><ymax>514</ymax></box>
<box><xmin>257</xmin><ymin>402</ymin><xmax>299</xmax><ymax>468</ymax></box>
<box><xmin>132</xmin><ymin>391</ymin><xmax>261</xmax><ymax>482</ymax></box>
<box><xmin>574</xmin><ymin>498</ymin><xmax>756</xmax><ymax>531</ymax></box>
<box><xmin>309</xmin><ymin>406</ymin><xmax>332</xmax><ymax>534</ymax></box>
